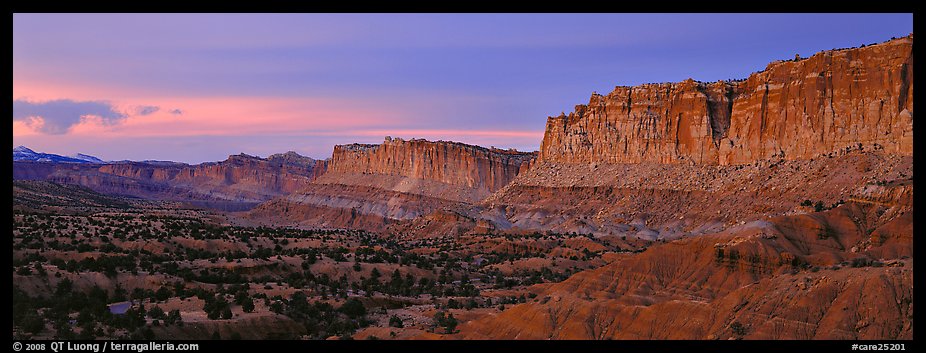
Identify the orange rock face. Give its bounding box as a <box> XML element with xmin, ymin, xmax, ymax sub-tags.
<box><xmin>459</xmin><ymin>198</ymin><xmax>913</xmax><ymax>340</ymax></box>
<box><xmin>248</xmin><ymin>138</ymin><xmax>536</xmax><ymax>231</ymax></box>
<box><xmin>540</xmin><ymin>35</ymin><xmax>913</xmax><ymax>165</ymax></box>
<box><xmin>452</xmin><ymin>36</ymin><xmax>914</xmax><ymax>341</ymax></box>
<box><xmin>329</xmin><ymin>137</ymin><xmax>535</xmax><ymax>193</ymax></box>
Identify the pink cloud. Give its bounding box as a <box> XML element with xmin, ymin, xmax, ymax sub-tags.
<box><xmin>13</xmin><ymin>81</ymin><xmax>409</xmax><ymax>137</ymax></box>
<box><xmin>104</xmin><ymin>97</ymin><xmax>403</xmax><ymax>137</ymax></box>
<box><xmin>14</xmin><ymin>95</ymin><xmax>409</xmax><ymax>140</ymax></box>
<box><xmin>12</xmin><ymin>118</ymin><xmax>44</xmax><ymax>137</ymax></box>
<box><xmin>12</xmin><ymin>81</ymin><xmax>544</xmax><ymax>161</ymax></box>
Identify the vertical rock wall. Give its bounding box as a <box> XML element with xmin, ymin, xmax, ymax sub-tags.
<box><xmin>539</xmin><ymin>35</ymin><xmax>913</xmax><ymax>165</ymax></box>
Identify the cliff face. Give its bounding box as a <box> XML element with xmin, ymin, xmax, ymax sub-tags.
<box><xmin>329</xmin><ymin>137</ymin><xmax>536</xmax><ymax>193</ymax></box>
<box><xmin>540</xmin><ymin>35</ymin><xmax>913</xmax><ymax>165</ymax></box>
<box><xmin>97</xmin><ymin>152</ymin><xmax>325</xmax><ymax>198</ymax></box>
<box><xmin>454</xmin><ymin>38</ymin><xmax>914</xmax><ymax>339</ymax></box>
<box><xmin>247</xmin><ymin>138</ymin><xmax>536</xmax><ymax>231</ymax></box>
<box><xmin>12</xmin><ymin>151</ymin><xmax>326</xmax><ymax>206</ymax></box>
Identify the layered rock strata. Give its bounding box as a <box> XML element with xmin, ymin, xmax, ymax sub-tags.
<box><xmin>480</xmin><ymin>35</ymin><xmax>915</xmax><ymax>238</ymax></box>
<box><xmin>13</xmin><ymin>152</ymin><xmax>325</xmax><ymax>208</ymax></box>
<box><xmin>247</xmin><ymin>138</ymin><xmax>536</xmax><ymax>231</ymax></box>
<box><xmin>329</xmin><ymin>137</ymin><xmax>535</xmax><ymax>194</ymax></box>
<box><xmin>540</xmin><ymin>35</ymin><xmax>913</xmax><ymax>165</ymax></box>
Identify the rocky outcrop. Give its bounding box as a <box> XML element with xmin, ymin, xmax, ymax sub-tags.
<box><xmin>540</xmin><ymin>35</ymin><xmax>913</xmax><ymax>165</ymax></box>
<box><xmin>461</xmin><ymin>262</ymin><xmax>912</xmax><ymax>339</ymax></box>
<box><xmin>450</xmin><ymin>36</ymin><xmax>915</xmax><ymax>340</ymax></box>
<box><xmin>12</xmin><ymin>151</ymin><xmax>326</xmax><ymax>207</ymax></box>
<box><xmin>459</xmin><ymin>199</ymin><xmax>914</xmax><ymax>339</ymax></box>
<box><xmin>329</xmin><ymin>137</ymin><xmax>535</xmax><ymax>193</ymax></box>
<box><xmin>247</xmin><ymin>138</ymin><xmax>535</xmax><ymax>232</ymax></box>
<box><xmin>478</xmin><ymin>35</ymin><xmax>916</xmax><ymax>239</ymax></box>
<box><xmin>246</xmin><ymin>184</ymin><xmax>463</xmax><ymax>232</ymax></box>
<box><xmin>480</xmin><ymin>150</ymin><xmax>912</xmax><ymax>239</ymax></box>
<box><xmin>98</xmin><ymin>152</ymin><xmax>325</xmax><ymax>200</ymax></box>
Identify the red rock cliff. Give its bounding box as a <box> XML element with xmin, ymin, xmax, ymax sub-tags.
<box><xmin>539</xmin><ymin>35</ymin><xmax>913</xmax><ymax>165</ymax></box>
<box><xmin>328</xmin><ymin>137</ymin><xmax>536</xmax><ymax>192</ymax></box>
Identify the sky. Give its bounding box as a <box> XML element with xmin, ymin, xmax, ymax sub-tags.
<box><xmin>13</xmin><ymin>13</ymin><xmax>913</xmax><ymax>163</ymax></box>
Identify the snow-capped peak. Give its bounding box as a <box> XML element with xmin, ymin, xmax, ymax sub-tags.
<box><xmin>70</xmin><ymin>153</ymin><xmax>105</xmax><ymax>163</ymax></box>
<box><xmin>13</xmin><ymin>146</ymin><xmax>105</xmax><ymax>164</ymax></box>
<box><xmin>13</xmin><ymin>145</ymin><xmax>36</xmax><ymax>154</ymax></box>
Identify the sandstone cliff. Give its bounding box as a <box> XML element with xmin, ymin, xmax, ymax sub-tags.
<box><xmin>246</xmin><ymin>138</ymin><xmax>536</xmax><ymax>232</ymax></box>
<box><xmin>328</xmin><ymin>137</ymin><xmax>535</xmax><ymax>193</ymax></box>
<box><xmin>540</xmin><ymin>35</ymin><xmax>913</xmax><ymax>165</ymax></box>
<box><xmin>450</xmin><ymin>35</ymin><xmax>915</xmax><ymax>340</ymax></box>
<box><xmin>98</xmin><ymin>151</ymin><xmax>325</xmax><ymax>200</ymax></box>
<box><xmin>12</xmin><ymin>151</ymin><xmax>326</xmax><ymax>208</ymax></box>
<box><xmin>476</xmin><ymin>35</ymin><xmax>916</xmax><ymax>238</ymax></box>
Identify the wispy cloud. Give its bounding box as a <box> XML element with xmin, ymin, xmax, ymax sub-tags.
<box><xmin>131</xmin><ymin>105</ymin><xmax>160</xmax><ymax>116</ymax></box>
<box><xmin>13</xmin><ymin>99</ymin><xmax>127</xmax><ymax>134</ymax></box>
<box><xmin>12</xmin><ymin>99</ymin><xmax>169</xmax><ymax>135</ymax></box>
<box><xmin>168</xmin><ymin>108</ymin><xmax>183</xmax><ymax>115</ymax></box>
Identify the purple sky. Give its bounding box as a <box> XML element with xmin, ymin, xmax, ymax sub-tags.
<box><xmin>13</xmin><ymin>13</ymin><xmax>913</xmax><ymax>163</ymax></box>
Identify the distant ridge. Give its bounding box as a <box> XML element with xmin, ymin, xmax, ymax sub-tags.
<box><xmin>12</xmin><ymin>146</ymin><xmax>105</xmax><ymax>164</ymax></box>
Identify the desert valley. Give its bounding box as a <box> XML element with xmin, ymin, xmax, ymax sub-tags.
<box><xmin>12</xmin><ymin>34</ymin><xmax>913</xmax><ymax>340</ymax></box>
